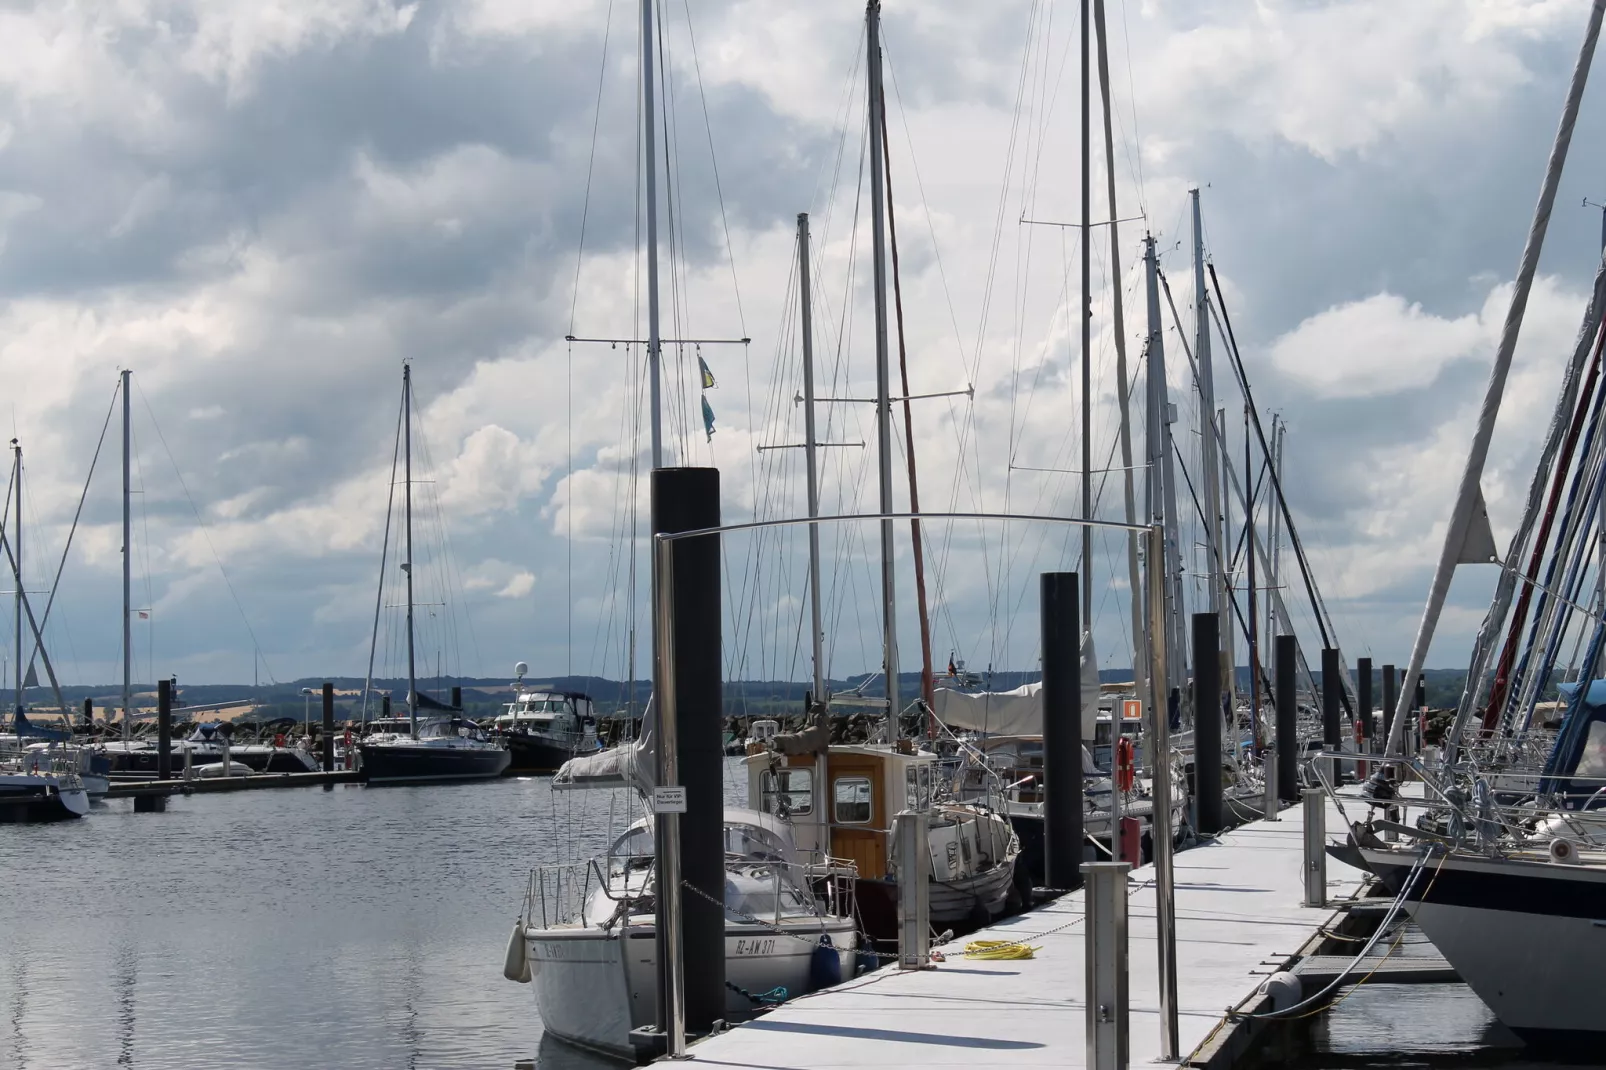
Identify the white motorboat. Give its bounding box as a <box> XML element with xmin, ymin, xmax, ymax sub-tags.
<box><xmin>512</xmin><ymin>807</ymin><xmax>858</xmax><ymax>1061</ymax></box>
<box><xmin>0</xmin><ymin>764</ymin><xmax>89</xmax><ymax>821</ymax></box>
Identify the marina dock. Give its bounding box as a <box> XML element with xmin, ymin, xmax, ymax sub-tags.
<box><xmin>689</xmin><ymin>795</ymin><xmax>1369</xmax><ymax>1069</ymax></box>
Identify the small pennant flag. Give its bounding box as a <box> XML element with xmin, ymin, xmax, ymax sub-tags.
<box><xmin>137</xmin><ymin>610</ymin><xmax>150</xmax><ymax>620</ymax></box>
<box><xmin>698</xmin><ymin>354</ymin><xmax>717</xmax><ymax>390</ymax></box>
<box><xmin>701</xmin><ymin>396</ymin><xmax>717</xmax><ymax>442</ymax></box>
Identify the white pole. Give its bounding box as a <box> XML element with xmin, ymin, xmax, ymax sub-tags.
<box><xmin>642</xmin><ymin>0</ymin><xmax>664</xmax><ymax>469</ymax></box>
<box><xmin>123</xmin><ymin>371</ymin><xmax>132</xmax><ymax>742</ymax></box>
<box><xmin>1389</xmin><ymin>0</ymin><xmax>1606</xmax><ymax>756</ymax></box>
<box><xmin>866</xmin><ymin>1</ymin><xmax>899</xmax><ymax>729</ymax></box>
<box><xmin>403</xmin><ymin>366</ymin><xmax>418</xmax><ymax>738</ymax></box>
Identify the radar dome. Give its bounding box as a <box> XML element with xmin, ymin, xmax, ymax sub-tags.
<box><xmin>514</xmin><ymin>661</ymin><xmax>529</xmax><ymax>678</ymax></box>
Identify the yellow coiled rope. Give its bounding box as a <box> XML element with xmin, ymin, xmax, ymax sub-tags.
<box><xmin>962</xmin><ymin>939</ymin><xmax>1041</xmax><ymax>960</ymax></box>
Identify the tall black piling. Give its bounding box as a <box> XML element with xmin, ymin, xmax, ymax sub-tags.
<box><xmin>1192</xmin><ymin>612</ymin><xmax>1223</xmax><ymax>836</ymax></box>
<box><xmin>1041</xmin><ymin>572</ymin><xmax>1083</xmax><ymax>889</ymax></box>
<box><xmin>652</xmin><ymin>467</ymin><xmax>724</xmax><ymax>1037</ymax></box>
<box><xmin>81</xmin><ymin>697</ymin><xmax>93</xmax><ymax>726</ymax></box>
<box><xmin>381</xmin><ymin>695</ymin><xmax>391</xmax><ymax>721</ymax></box>
<box><xmin>1382</xmin><ymin>664</ymin><xmax>1398</xmax><ymax>748</ymax></box>
<box><xmin>1356</xmin><ymin>658</ymin><xmax>1373</xmax><ymax>754</ymax></box>
<box><xmin>1415</xmin><ymin>678</ymin><xmax>1426</xmax><ymax>712</ymax></box>
<box><xmin>156</xmin><ymin>678</ymin><xmax>173</xmax><ymax>781</ymax></box>
<box><xmin>322</xmin><ymin>682</ymin><xmax>335</xmax><ymax>773</ymax></box>
<box><xmin>1320</xmin><ymin>648</ymin><xmax>1342</xmax><ymax>751</ymax></box>
<box><xmin>451</xmin><ymin>685</ymin><xmax>462</xmax><ymax>710</ymax></box>
<box><xmin>1275</xmin><ymin>634</ymin><xmax>1298</xmax><ymax>801</ymax></box>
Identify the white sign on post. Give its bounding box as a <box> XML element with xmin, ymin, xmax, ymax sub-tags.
<box><xmin>652</xmin><ymin>785</ymin><xmax>688</xmax><ymax>814</ymax></box>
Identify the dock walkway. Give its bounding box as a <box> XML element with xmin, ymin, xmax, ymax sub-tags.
<box><xmin>689</xmin><ymin>797</ymin><xmax>1367</xmax><ymax>1069</ymax></box>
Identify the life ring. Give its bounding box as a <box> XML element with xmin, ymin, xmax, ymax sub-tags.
<box><xmin>1115</xmin><ymin>736</ymin><xmax>1136</xmax><ymax>793</ymax></box>
<box><xmin>273</xmin><ymin>733</ymin><xmax>286</xmax><ymax>748</ymax></box>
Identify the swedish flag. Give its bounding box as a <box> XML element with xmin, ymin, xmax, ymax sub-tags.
<box><xmin>698</xmin><ymin>354</ymin><xmax>717</xmax><ymax>390</ymax></box>
<box><xmin>702</xmin><ymin>396</ymin><xmax>716</xmax><ymax>441</ymax></box>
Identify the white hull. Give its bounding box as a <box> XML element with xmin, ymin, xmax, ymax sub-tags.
<box><xmin>1410</xmin><ymin>898</ymin><xmax>1605</xmax><ymax>1037</ymax></box>
<box><xmin>527</xmin><ymin>917</ymin><xmax>858</xmax><ymax>1060</ymax></box>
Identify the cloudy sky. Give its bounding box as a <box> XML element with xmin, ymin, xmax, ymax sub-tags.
<box><xmin>0</xmin><ymin>0</ymin><xmax>1603</xmax><ymax>692</ymax></box>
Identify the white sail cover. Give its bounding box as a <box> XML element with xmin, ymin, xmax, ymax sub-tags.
<box><xmin>931</xmin><ymin>630</ymin><xmax>1100</xmax><ymax>738</ymax></box>
<box><xmin>552</xmin><ymin>694</ymin><xmax>656</xmax><ymax>794</ymax></box>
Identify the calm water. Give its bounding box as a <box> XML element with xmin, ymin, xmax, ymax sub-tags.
<box><xmin>0</xmin><ymin>762</ymin><xmax>751</xmax><ymax>1070</ymax></box>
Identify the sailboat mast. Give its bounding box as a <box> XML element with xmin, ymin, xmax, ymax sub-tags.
<box><xmin>1245</xmin><ymin>404</ymin><xmax>1261</xmax><ymax>752</ymax></box>
<box><xmin>642</xmin><ymin>0</ymin><xmax>664</xmax><ymax>468</ymax></box>
<box><xmin>403</xmin><ymin>365</ymin><xmax>418</xmax><ymax>737</ymax></box>
<box><xmin>1079</xmin><ymin>0</ymin><xmax>1092</xmax><ymax>625</ymax></box>
<box><xmin>1143</xmin><ymin>237</ymin><xmax>1183</xmax><ymax>703</ymax></box>
<box><xmin>798</xmin><ymin>212</ymin><xmax>826</xmax><ymax>702</ymax></box>
<box><xmin>12</xmin><ymin>440</ymin><xmax>20</xmax><ymax>720</ymax></box>
<box><xmin>1093</xmin><ymin>0</ymin><xmax>1145</xmax><ymax>714</ymax></box>
<box><xmin>122</xmin><ymin>369</ymin><xmax>132</xmax><ymax>742</ymax></box>
<box><xmin>1266</xmin><ymin>418</ymin><xmax>1284</xmax><ymax>651</ymax></box>
<box><xmin>866</xmin><ymin>0</ymin><xmax>899</xmax><ymax>730</ymax></box>
<box><xmin>1191</xmin><ymin>190</ymin><xmax>1231</xmax><ymax>714</ymax></box>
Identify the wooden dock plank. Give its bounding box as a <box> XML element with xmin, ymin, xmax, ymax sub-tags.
<box><xmin>687</xmin><ymin>798</ymin><xmax>1367</xmax><ymax>1070</ymax></box>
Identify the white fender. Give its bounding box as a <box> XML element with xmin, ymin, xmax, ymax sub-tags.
<box><xmin>503</xmin><ymin>921</ymin><xmax>531</xmax><ymax>983</ymax></box>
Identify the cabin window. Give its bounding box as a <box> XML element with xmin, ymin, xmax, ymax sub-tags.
<box><xmin>834</xmin><ymin>777</ymin><xmax>873</xmax><ymax>824</ymax></box>
<box><xmin>905</xmin><ymin>764</ymin><xmax>933</xmax><ymax>812</ymax></box>
<box><xmin>760</xmin><ymin>768</ymin><xmax>814</xmax><ymax>817</ymax></box>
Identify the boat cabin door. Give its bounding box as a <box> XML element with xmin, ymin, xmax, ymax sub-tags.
<box><xmin>826</xmin><ymin>755</ymin><xmax>887</xmax><ymax>880</ymax></box>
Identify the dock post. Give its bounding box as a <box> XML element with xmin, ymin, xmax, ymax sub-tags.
<box><xmin>321</xmin><ymin>682</ymin><xmax>335</xmax><ymax>773</ymax></box>
<box><xmin>1381</xmin><ymin>664</ymin><xmax>1398</xmax><ymax>753</ymax></box>
<box><xmin>1356</xmin><ymin>657</ymin><xmax>1372</xmax><ymax>776</ymax></box>
<box><xmin>1192</xmin><ymin>612</ymin><xmax>1222</xmax><ymax>837</ymax></box>
<box><xmin>1275</xmin><ymin>634</ymin><xmax>1298</xmax><ymax>801</ymax></box>
<box><xmin>1302</xmin><ymin>788</ymin><xmax>1326</xmax><ymax>907</ymax></box>
<box><xmin>1083</xmin><ymin>860</ymin><xmax>1131</xmax><ymax>1070</ymax></box>
<box><xmin>892</xmin><ymin>809</ymin><xmax>931</xmax><ymax>969</ymax></box>
<box><xmin>1321</xmin><ymin>647</ymin><xmax>1342</xmax><ymax>784</ymax></box>
<box><xmin>1040</xmin><ymin>572</ymin><xmax>1083</xmax><ymax>889</ymax></box>
<box><xmin>1263</xmin><ymin>747</ymin><xmax>1278</xmax><ymax>821</ymax></box>
<box><xmin>82</xmin><ymin>697</ymin><xmax>93</xmax><ymax>726</ymax></box>
<box><xmin>650</xmin><ymin>467</ymin><xmax>723</xmax><ymax>1047</ymax></box>
<box><xmin>157</xmin><ymin>678</ymin><xmax>173</xmax><ymax>781</ymax></box>
<box><xmin>450</xmin><ymin>685</ymin><xmax>462</xmax><ymax>710</ymax></box>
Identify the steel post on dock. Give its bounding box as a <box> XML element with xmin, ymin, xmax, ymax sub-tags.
<box><xmin>1144</xmin><ymin>525</ymin><xmax>1179</xmax><ymax>1059</ymax></box>
<box><xmin>321</xmin><ymin>682</ymin><xmax>335</xmax><ymax>774</ymax></box>
<box><xmin>893</xmin><ymin>810</ymin><xmax>931</xmax><ymax>969</ymax></box>
<box><xmin>1263</xmin><ymin>747</ymin><xmax>1278</xmax><ymax>820</ymax></box>
<box><xmin>1191</xmin><ymin>612</ymin><xmax>1222</xmax><ymax>837</ymax></box>
<box><xmin>1302</xmin><ymin>788</ymin><xmax>1327</xmax><ymax>907</ymax></box>
<box><xmin>451</xmin><ymin>685</ymin><xmax>462</xmax><ymax>710</ymax></box>
<box><xmin>650</xmin><ymin>467</ymin><xmax>723</xmax><ymax>1051</ymax></box>
<box><xmin>1041</xmin><ymin>572</ymin><xmax>1083</xmax><ymax>888</ymax></box>
<box><xmin>1082</xmin><ymin>860</ymin><xmax>1131</xmax><ymax>1070</ymax></box>
<box><xmin>157</xmin><ymin>678</ymin><xmax>172</xmax><ymax>781</ymax></box>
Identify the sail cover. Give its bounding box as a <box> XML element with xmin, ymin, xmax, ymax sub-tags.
<box><xmin>12</xmin><ymin>708</ymin><xmax>70</xmax><ymax>741</ymax></box>
<box><xmin>931</xmin><ymin>631</ymin><xmax>1101</xmax><ymax>738</ymax></box>
<box><xmin>552</xmin><ymin>693</ymin><xmax>657</xmax><ymax>794</ymax></box>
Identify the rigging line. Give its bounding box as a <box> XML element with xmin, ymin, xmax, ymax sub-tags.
<box><xmin>362</xmin><ymin>390</ymin><xmax>403</xmax><ymax>722</ymax></box>
<box><xmin>1208</xmin><ymin>264</ymin><xmax>1341</xmax><ymax>665</ymax></box>
<box><xmin>569</xmin><ymin>0</ymin><xmax>618</xmax><ymax>333</ymax></box>
<box><xmin>1115</xmin><ymin>0</ymin><xmax>1147</xmax><ymax>214</ymax></box>
<box><xmin>132</xmin><ymin>380</ymin><xmax>275</xmax><ymax>684</ymax></box>
<box><xmin>23</xmin><ymin>379</ymin><xmax>119</xmax><ymax>677</ymax></box>
<box><xmin>679</xmin><ymin>0</ymin><xmax>746</xmax><ymax>335</ymax></box>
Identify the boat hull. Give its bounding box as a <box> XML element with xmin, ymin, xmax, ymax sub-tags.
<box><xmin>359</xmin><ymin>741</ymin><xmax>511</xmax><ymax>784</ymax></box>
<box><xmin>0</xmin><ymin>776</ymin><xmax>89</xmax><ymax>822</ymax></box>
<box><xmin>1359</xmin><ymin>844</ymin><xmax>1606</xmax><ymax>1044</ymax></box>
<box><xmin>526</xmin><ymin>917</ymin><xmax>858</xmax><ymax>1061</ymax></box>
<box><xmin>501</xmin><ymin>733</ymin><xmax>584</xmax><ymax>777</ymax></box>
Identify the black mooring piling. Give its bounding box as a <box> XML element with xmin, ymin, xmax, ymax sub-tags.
<box><xmin>1320</xmin><ymin>647</ymin><xmax>1342</xmax><ymax>751</ymax></box>
<box><xmin>322</xmin><ymin>682</ymin><xmax>335</xmax><ymax>773</ymax></box>
<box><xmin>1192</xmin><ymin>612</ymin><xmax>1223</xmax><ymax>836</ymax></box>
<box><xmin>156</xmin><ymin>678</ymin><xmax>173</xmax><ymax>781</ymax></box>
<box><xmin>81</xmin><ymin>697</ymin><xmax>93</xmax><ymax>726</ymax></box>
<box><xmin>1382</xmin><ymin>664</ymin><xmax>1398</xmax><ymax>746</ymax></box>
<box><xmin>450</xmin><ymin>685</ymin><xmax>462</xmax><ymax>709</ymax></box>
<box><xmin>1356</xmin><ymin>657</ymin><xmax>1373</xmax><ymax>753</ymax></box>
<box><xmin>651</xmin><ymin>466</ymin><xmax>724</xmax><ymax>1036</ymax></box>
<box><xmin>1041</xmin><ymin>572</ymin><xmax>1083</xmax><ymax>889</ymax></box>
<box><xmin>1275</xmin><ymin>634</ymin><xmax>1298</xmax><ymax>801</ymax></box>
